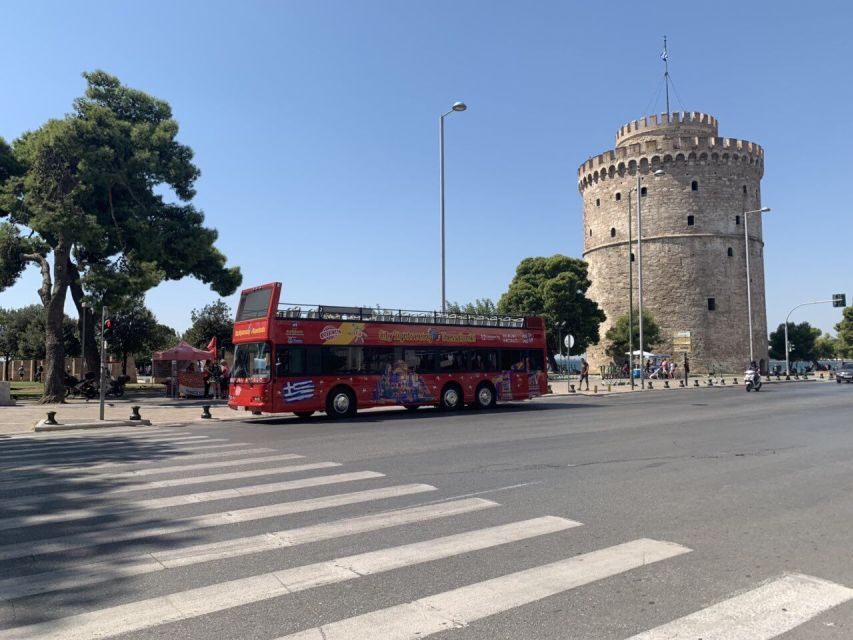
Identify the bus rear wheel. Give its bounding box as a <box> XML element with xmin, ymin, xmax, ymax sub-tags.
<box><xmin>326</xmin><ymin>387</ymin><xmax>356</xmax><ymax>419</ymax></box>
<box><xmin>439</xmin><ymin>384</ymin><xmax>463</xmax><ymax>411</ymax></box>
<box><xmin>474</xmin><ymin>383</ymin><xmax>496</xmax><ymax>410</ymax></box>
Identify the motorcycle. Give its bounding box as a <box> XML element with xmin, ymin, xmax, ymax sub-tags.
<box><xmin>65</xmin><ymin>372</ymin><xmax>98</xmax><ymax>399</ymax></box>
<box><xmin>744</xmin><ymin>368</ymin><xmax>762</xmax><ymax>392</ymax></box>
<box><xmin>96</xmin><ymin>374</ymin><xmax>130</xmax><ymax>398</ymax></box>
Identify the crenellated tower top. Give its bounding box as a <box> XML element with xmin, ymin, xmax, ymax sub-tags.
<box><xmin>616</xmin><ymin>112</ymin><xmax>718</xmax><ymax>147</ymax></box>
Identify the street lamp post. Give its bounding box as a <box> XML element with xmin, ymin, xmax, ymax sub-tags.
<box><xmin>743</xmin><ymin>207</ymin><xmax>771</xmax><ymax>364</ymax></box>
<box><xmin>558</xmin><ymin>321</ymin><xmax>567</xmax><ymax>374</ymax></box>
<box><xmin>439</xmin><ymin>101</ymin><xmax>467</xmax><ymax>313</ymax></box>
<box><xmin>783</xmin><ymin>298</ymin><xmax>835</xmax><ymax>375</ymax></box>
<box><xmin>636</xmin><ymin>169</ymin><xmax>665</xmax><ymax>388</ymax></box>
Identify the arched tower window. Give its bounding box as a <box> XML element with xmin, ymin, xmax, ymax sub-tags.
<box><xmin>640</xmin><ymin>186</ymin><xmax>647</xmax><ymax>197</ymax></box>
<box><xmin>615</xmin><ymin>192</ymin><xmax>621</xmax><ymax>201</ymax></box>
<box><xmin>687</xmin><ymin>215</ymin><xmax>695</xmax><ymax>226</ymax></box>
<box><xmin>610</xmin><ymin>228</ymin><xmax>616</xmax><ymax>238</ymax></box>
<box><xmin>596</xmin><ymin>198</ymin><xmax>600</xmax><ymax>207</ymax></box>
<box><xmin>735</xmin><ymin>215</ymin><xmax>741</xmax><ymax>225</ymax></box>
<box><xmin>727</xmin><ymin>247</ymin><xmax>733</xmax><ymax>257</ymax></box>
<box><xmin>742</xmin><ymin>185</ymin><xmax>747</xmax><ymax>195</ymax></box>
<box><xmin>589</xmin><ymin>228</ymin><xmax>592</xmax><ymax>237</ymax></box>
<box><xmin>630</xmin><ymin>253</ymin><xmax>635</xmax><ymax>262</ymax></box>
<box><xmin>691</xmin><ymin>180</ymin><xmax>698</xmax><ymax>191</ymax></box>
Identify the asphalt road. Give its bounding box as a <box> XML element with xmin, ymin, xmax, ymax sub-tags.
<box><xmin>0</xmin><ymin>381</ymin><xmax>851</xmax><ymax>639</ymax></box>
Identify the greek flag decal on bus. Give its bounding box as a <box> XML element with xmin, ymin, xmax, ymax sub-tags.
<box><xmin>283</xmin><ymin>380</ymin><xmax>315</xmax><ymax>403</ymax></box>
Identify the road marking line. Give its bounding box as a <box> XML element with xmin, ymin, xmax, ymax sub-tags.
<box><xmin>0</xmin><ymin>453</ymin><xmax>307</xmax><ymax>493</ymax></box>
<box><xmin>0</xmin><ymin>470</ymin><xmax>386</xmax><ymax>530</ymax></box>
<box><xmin>0</xmin><ymin>497</ymin><xmax>501</xmax><ymax>599</ymax></box>
<box><xmin>0</xmin><ymin>434</ymin><xmax>214</xmax><ymax>457</ymax></box>
<box><xmin>2</xmin><ymin>461</ymin><xmax>338</xmax><ymax>510</ymax></box>
<box><xmin>625</xmin><ymin>573</ymin><xmax>853</xmax><ymax>640</ymax></box>
<box><xmin>0</xmin><ymin>438</ymin><xmax>231</xmax><ymax>467</ymax></box>
<box><xmin>278</xmin><ymin>538</ymin><xmax>690</xmax><ymax>640</ymax></box>
<box><xmin>0</xmin><ymin>516</ymin><xmax>580</xmax><ymax>640</ymax></box>
<box><xmin>0</xmin><ymin>484</ymin><xmax>437</xmax><ymax>561</ymax></box>
<box><xmin>0</xmin><ymin>427</ymin><xmax>187</xmax><ymax>441</ymax></box>
<box><xmin>0</xmin><ymin>446</ymin><xmax>277</xmax><ymax>479</ymax></box>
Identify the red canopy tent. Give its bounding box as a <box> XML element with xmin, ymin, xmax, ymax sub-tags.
<box><xmin>153</xmin><ymin>341</ymin><xmax>215</xmax><ymax>397</ymax></box>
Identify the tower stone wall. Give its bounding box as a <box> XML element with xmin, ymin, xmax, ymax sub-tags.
<box><xmin>578</xmin><ymin>112</ymin><xmax>768</xmax><ymax>374</ymax></box>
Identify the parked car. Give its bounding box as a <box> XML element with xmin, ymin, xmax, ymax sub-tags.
<box><xmin>836</xmin><ymin>363</ymin><xmax>853</xmax><ymax>383</ymax></box>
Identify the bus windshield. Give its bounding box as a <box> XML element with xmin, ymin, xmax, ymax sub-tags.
<box><xmin>236</xmin><ymin>288</ymin><xmax>273</xmax><ymax>321</ymax></box>
<box><xmin>232</xmin><ymin>342</ymin><xmax>272</xmax><ymax>380</ymax></box>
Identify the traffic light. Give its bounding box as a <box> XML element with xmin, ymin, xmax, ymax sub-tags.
<box><xmin>103</xmin><ymin>318</ymin><xmax>116</xmax><ymax>342</ymax></box>
<box><xmin>832</xmin><ymin>293</ymin><xmax>846</xmax><ymax>308</ymax></box>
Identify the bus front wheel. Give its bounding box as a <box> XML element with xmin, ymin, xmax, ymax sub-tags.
<box><xmin>439</xmin><ymin>384</ymin><xmax>463</xmax><ymax>411</ymax></box>
<box><xmin>326</xmin><ymin>387</ymin><xmax>356</xmax><ymax>419</ymax></box>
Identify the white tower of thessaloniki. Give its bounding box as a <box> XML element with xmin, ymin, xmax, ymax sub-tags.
<box><xmin>578</xmin><ymin>112</ymin><xmax>768</xmax><ymax>374</ymax></box>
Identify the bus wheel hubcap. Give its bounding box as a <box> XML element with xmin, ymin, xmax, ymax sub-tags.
<box><xmin>444</xmin><ymin>389</ymin><xmax>459</xmax><ymax>407</ymax></box>
<box><xmin>478</xmin><ymin>388</ymin><xmax>492</xmax><ymax>405</ymax></box>
<box><xmin>334</xmin><ymin>394</ymin><xmax>350</xmax><ymax>413</ymax></box>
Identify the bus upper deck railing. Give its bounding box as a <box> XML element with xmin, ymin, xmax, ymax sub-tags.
<box><xmin>275</xmin><ymin>303</ymin><xmax>528</xmax><ymax>329</ymax></box>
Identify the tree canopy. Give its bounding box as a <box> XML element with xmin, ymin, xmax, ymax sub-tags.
<box><xmin>0</xmin><ymin>71</ymin><xmax>242</xmax><ymax>400</ymax></box>
<box><xmin>769</xmin><ymin>321</ymin><xmax>821</xmax><ymax>361</ymax></box>
<box><xmin>446</xmin><ymin>299</ymin><xmax>497</xmax><ymax>316</ymax></box>
<box><xmin>497</xmin><ymin>255</ymin><xmax>605</xmax><ymax>361</ymax></box>
<box><xmin>604</xmin><ymin>309</ymin><xmax>663</xmax><ymax>364</ymax></box>
<box><xmin>835</xmin><ymin>306</ymin><xmax>853</xmax><ymax>359</ymax></box>
<box><xmin>183</xmin><ymin>300</ymin><xmax>234</xmax><ymax>352</ymax></box>
<box><xmin>105</xmin><ymin>301</ymin><xmax>178</xmax><ymax>373</ymax></box>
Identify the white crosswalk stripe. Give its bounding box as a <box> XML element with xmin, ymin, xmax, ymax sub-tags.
<box><xmin>0</xmin><ymin>483</ymin><xmax>437</xmax><ymax>561</ymax></box>
<box><xmin>276</xmin><ymin>538</ymin><xmax>691</xmax><ymax>640</ymax></box>
<box><xmin>0</xmin><ymin>497</ymin><xmax>500</xmax><ymax>600</ymax></box>
<box><xmin>0</xmin><ymin>434</ymin><xmax>215</xmax><ymax>459</ymax></box>
<box><xmin>0</xmin><ymin>516</ymin><xmax>582</xmax><ymax>640</ymax></box>
<box><xmin>625</xmin><ymin>573</ymin><xmax>853</xmax><ymax>640</ymax></box>
<box><xmin>0</xmin><ymin>470</ymin><xmax>386</xmax><ymax>530</ymax></box>
<box><xmin>2</xmin><ymin>460</ymin><xmax>338</xmax><ymax>510</ymax></box>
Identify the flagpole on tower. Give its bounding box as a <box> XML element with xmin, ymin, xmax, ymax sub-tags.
<box><xmin>662</xmin><ymin>35</ymin><xmax>670</xmax><ymax>115</ymax></box>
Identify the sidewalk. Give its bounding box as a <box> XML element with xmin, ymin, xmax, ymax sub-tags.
<box><xmin>0</xmin><ymin>397</ymin><xmax>235</xmax><ymax>435</ymax></box>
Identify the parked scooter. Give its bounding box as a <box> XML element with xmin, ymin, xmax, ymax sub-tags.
<box><xmin>744</xmin><ymin>367</ymin><xmax>762</xmax><ymax>392</ymax></box>
<box><xmin>95</xmin><ymin>374</ymin><xmax>130</xmax><ymax>398</ymax></box>
<box><xmin>65</xmin><ymin>372</ymin><xmax>98</xmax><ymax>399</ymax></box>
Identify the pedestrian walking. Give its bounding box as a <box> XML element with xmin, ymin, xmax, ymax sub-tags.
<box><xmin>35</xmin><ymin>364</ymin><xmax>43</xmax><ymax>383</ymax></box>
<box><xmin>18</xmin><ymin>365</ymin><xmax>25</xmax><ymax>381</ymax></box>
<box><xmin>202</xmin><ymin>360</ymin><xmax>212</xmax><ymax>398</ymax></box>
<box><xmin>579</xmin><ymin>358</ymin><xmax>590</xmax><ymax>391</ymax></box>
<box><xmin>219</xmin><ymin>360</ymin><xmax>230</xmax><ymax>400</ymax></box>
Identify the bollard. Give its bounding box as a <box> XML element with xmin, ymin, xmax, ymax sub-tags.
<box><xmin>829</xmin><ymin>372</ymin><xmax>834</xmax><ymax>380</ymax></box>
<box><xmin>594</xmin><ymin>385</ymin><xmax>598</xmax><ymax>394</ymax></box>
<box><xmin>706</xmin><ymin>379</ymin><xmax>712</xmax><ymax>386</ymax></box>
<box><xmin>679</xmin><ymin>380</ymin><xmax>685</xmax><ymax>387</ymax></box>
<box><xmin>785</xmin><ymin>374</ymin><xmax>791</xmax><ymax>380</ymax></box>
<box><xmin>569</xmin><ymin>384</ymin><xmax>575</xmax><ymax>393</ymax></box>
<box><xmin>664</xmin><ymin>380</ymin><xmax>669</xmax><ymax>388</ymax></box>
<box><xmin>820</xmin><ymin>373</ymin><xmax>824</xmax><ymax>379</ymax></box>
<box><xmin>607</xmin><ymin>384</ymin><xmax>611</xmax><ymax>392</ymax></box>
<box><xmin>776</xmin><ymin>374</ymin><xmax>781</xmax><ymax>381</ymax></box>
<box><xmin>45</xmin><ymin>411</ymin><xmax>58</xmax><ymax>425</ymax></box>
<box><xmin>201</xmin><ymin>405</ymin><xmax>212</xmax><ymax>419</ymax></box>
<box><xmin>732</xmin><ymin>378</ymin><xmax>738</xmax><ymax>385</ymax></box>
<box><xmin>129</xmin><ymin>406</ymin><xmax>142</xmax><ymax>421</ymax></box>
<box><xmin>647</xmin><ymin>381</ymin><xmax>653</xmax><ymax>389</ymax></box>
<box><xmin>694</xmin><ymin>379</ymin><xmax>699</xmax><ymax>387</ymax></box>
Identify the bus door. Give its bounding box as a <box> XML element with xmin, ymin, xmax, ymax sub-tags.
<box><xmin>500</xmin><ymin>350</ymin><xmax>529</xmax><ymax>400</ymax></box>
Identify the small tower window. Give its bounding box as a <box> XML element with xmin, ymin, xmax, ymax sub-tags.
<box><xmin>615</xmin><ymin>192</ymin><xmax>621</xmax><ymax>201</ymax></box>
<box><xmin>596</xmin><ymin>198</ymin><xmax>600</xmax><ymax>207</ymax></box>
<box><xmin>610</xmin><ymin>227</ymin><xmax>616</xmax><ymax>238</ymax></box>
<box><xmin>707</xmin><ymin>298</ymin><xmax>716</xmax><ymax>311</ymax></box>
<box><xmin>742</xmin><ymin>185</ymin><xmax>748</xmax><ymax>195</ymax></box>
<box><xmin>735</xmin><ymin>215</ymin><xmax>741</xmax><ymax>225</ymax></box>
<box><xmin>589</xmin><ymin>228</ymin><xmax>592</xmax><ymax>237</ymax></box>
<box><xmin>691</xmin><ymin>180</ymin><xmax>698</xmax><ymax>191</ymax></box>
<box><xmin>640</xmin><ymin>186</ymin><xmax>647</xmax><ymax>196</ymax></box>
<box><xmin>727</xmin><ymin>247</ymin><xmax>733</xmax><ymax>257</ymax></box>
<box><xmin>687</xmin><ymin>215</ymin><xmax>695</xmax><ymax>226</ymax></box>
<box><xmin>630</xmin><ymin>252</ymin><xmax>635</xmax><ymax>262</ymax></box>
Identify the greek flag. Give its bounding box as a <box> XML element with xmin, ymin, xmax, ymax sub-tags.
<box><xmin>283</xmin><ymin>379</ymin><xmax>315</xmax><ymax>403</ymax></box>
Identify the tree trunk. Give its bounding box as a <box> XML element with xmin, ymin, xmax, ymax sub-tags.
<box><xmin>69</xmin><ymin>265</ymin><xmax>99</xmax><ymax>374</ymax></box>
<box><xmin>122</xmin><ymin>353</ymin><xmax>128</xmax><ymax>376</ymax></box>
<box><xmin>40</xmin><ymin>242</ymin><xmax>71</xmax><ymax>403</ymax></box>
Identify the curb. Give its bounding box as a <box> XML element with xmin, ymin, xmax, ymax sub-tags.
<box><xmin>34</xmin><ymin>419</ymin><xmax>153</xmax><ymax>432</ymax></box>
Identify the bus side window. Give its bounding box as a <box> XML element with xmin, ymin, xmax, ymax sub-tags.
<box><xmin>276</xmin><ymin>347</ymin><xmax>306</xmax><ymax>377</ymax></box>
<box><xmin>527</xmin><ymin>349</ymin><xmax>544</xmax><ymax>371</ymax></box>
<box><xmin>501</xmin><ymin>349</ymin><xmax>525</xmax><ymax>371</ymax></box>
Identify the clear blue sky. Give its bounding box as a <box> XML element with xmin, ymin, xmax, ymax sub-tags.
<box><xmin>2</xmin><ymin>0</ymin><xmax>851</xmax><ymax>336</ymax></box>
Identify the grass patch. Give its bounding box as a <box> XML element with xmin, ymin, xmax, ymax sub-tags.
<box><xmin>8</xmin><ymin>381</ymin><xmax>44</xmax><ymax>398</ymax></box>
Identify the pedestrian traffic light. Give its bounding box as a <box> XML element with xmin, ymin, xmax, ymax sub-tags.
<box><xmin>832</xmin><ymin>293</ymin><xmax>846</xmax><ymax>308</ymax></box>
<box><xmin>103</xmin><ymin>318</ymin><xmax>115</xmax><ymax>342</ymax></box>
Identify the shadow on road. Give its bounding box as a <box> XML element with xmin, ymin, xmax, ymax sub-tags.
<box><xmin>0</xmin><ymin>434</ymin><xmax>206</xmax><ymax>628</ymax></box>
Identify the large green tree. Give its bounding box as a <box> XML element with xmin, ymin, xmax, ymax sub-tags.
<box><xmin>0</xmin><ymin>71</ymin><xmax>241</xmax><ymax>401</ymax></box>
<box><xmin>0</xmin><ymin>305</ymin><xmax>80</xmax><ymax>378</ymax></box>
<box><xmin>604</xmin><ymin>309</ymin><xmax>663</xmax><ymax>365</ymax></box>
<box><xmin>769</xmin><ymin>321</ymin><xmax>821</xmax><ymax>362</ymax></box>
<box><xmin>105</xmin><ymin>301</ymin><xmax>178</xmax><ymax>374</ymax></box>
<box><xmin>183</xmin><ymin>300</ymin><xmax>233</xmax><ymax>353</ymax></box>
<box><xmin>497</xmin><ymin>255</ymin><xmax>605</xmax><ymax>366</ymax></box>
<box><xmin>813</xmin><ymin>332</ymin><xmax>838</xmax><ymax>360</ymax></box>
<box><xmin>835</xmin><ymin>306</ymin><xmax>853</xmax><ymax>359</ymax></box>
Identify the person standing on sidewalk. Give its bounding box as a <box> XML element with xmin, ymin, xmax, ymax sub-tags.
<box><xmin>579</xmin><ymin>358</ymin><xmax>590</xmax><ymax>391</ymax></box>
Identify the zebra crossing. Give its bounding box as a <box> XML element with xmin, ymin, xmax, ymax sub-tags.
<box><xmin>0</xmin><ymin>426</ymin><xmax>850</xmax><ymax>639</ymax></box>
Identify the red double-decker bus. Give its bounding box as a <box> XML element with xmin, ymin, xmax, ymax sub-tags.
<box><xmin>228</xmin><ymin>282</ymin><xmax>548</xmax><ymax>418</ymax></box>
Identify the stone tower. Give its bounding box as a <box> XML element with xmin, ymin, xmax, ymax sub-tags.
<box><xmin>578</xmin><ymin>112</ymin><xmax>768</xmax><ymax>374</ymax></box>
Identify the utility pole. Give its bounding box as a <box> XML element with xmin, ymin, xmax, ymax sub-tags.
<box><xmin>99</xmin><ymin>306</ymin><xmax>107</xmax><ymax>421</ymax></box>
